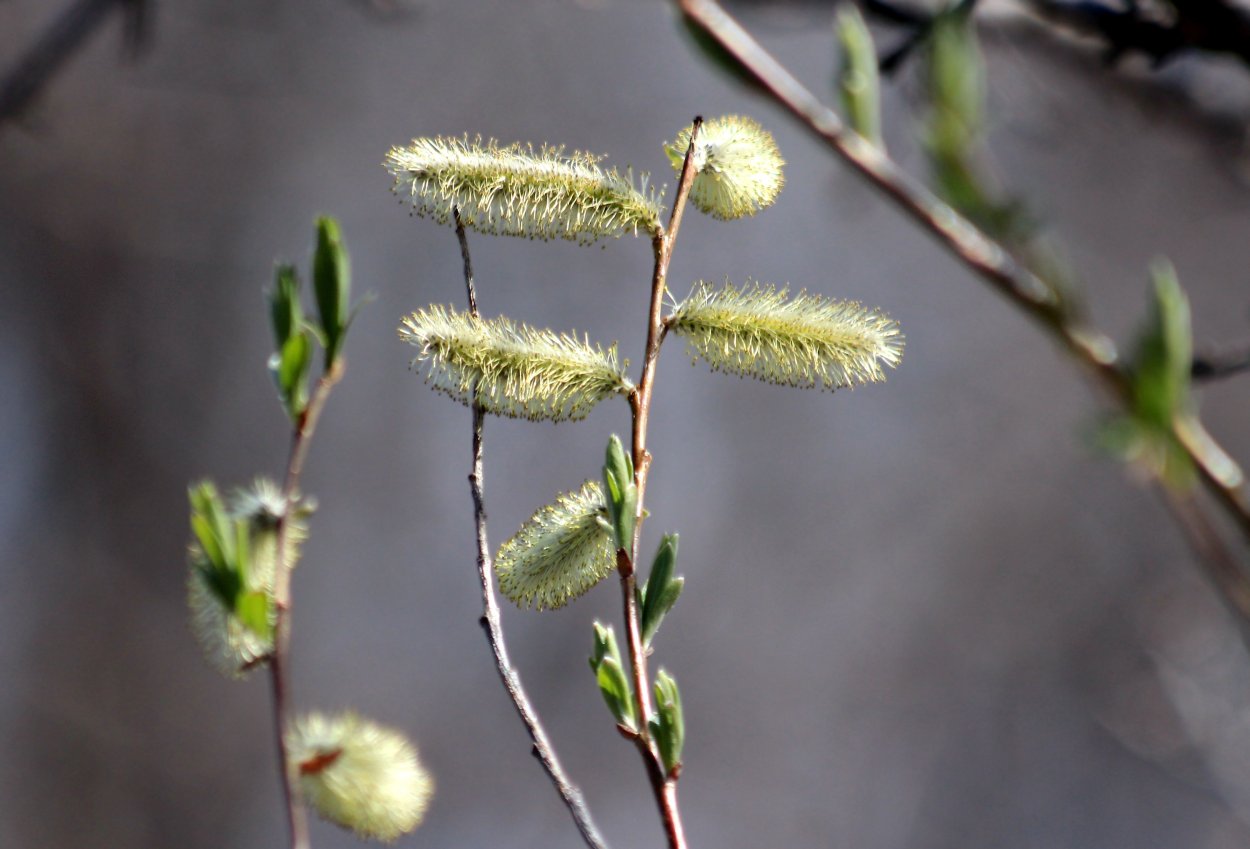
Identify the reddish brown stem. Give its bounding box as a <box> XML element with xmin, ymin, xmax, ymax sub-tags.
<box><xmin>270</xmin><ymin>360</ymin><xmax>344</xmax><ymax>849</ymax></box>
<box><xmin>619</xmin><ymin>116</ymin><xmax>703</xmax><ymax>849</ymax></box>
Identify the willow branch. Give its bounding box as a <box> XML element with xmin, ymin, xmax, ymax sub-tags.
<box><xmin>269</xmin><ymin>361</ymin><xmax>344</xmax><ymax>849</ymax></box>
<box><xmin>676</xmin><ymin>0</ymin><xmax>1250</xmax><ymax>548</ymax></box>
<box><xmin>453</xmin><ymin>210</ymin><xmax>610</xmax><ymax>849</ymax></box>
<box><xmin>618</xmin><ymin>118</ymin><xmax>703</xmax><ymax>849</ymax></box>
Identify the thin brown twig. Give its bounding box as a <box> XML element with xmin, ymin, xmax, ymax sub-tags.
<box><xmin>619</xmin><ymin>117</ymin><xmax>704</xmax><ymax>849</ymax></box>
<box><xmin>675</xmin><ymin>0</ymin><xmax>1250</xmax><ymax>547</ymax></box>
<box><xmin>270</xmin><ymin>361</ymin><xmax>345</xmax><ymax>849</ymax></box>
<box><xmin>453</xmin><ymin>209</ymin><xmax>610</xmax><ymax>849</ymax></box>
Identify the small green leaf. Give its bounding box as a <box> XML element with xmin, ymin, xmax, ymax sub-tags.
<box><xmin>313</xmin><ymin>216</ymin><xmax>351</xmax><ymax>370</ymax></box>
<box><xmin>590</xmin><ymin>622</ymin><xmax>635</xmax><ymax>730</ymax></box>
<box><xmin>641</xmin><ymin>534</ymin><xmax>683</xmax><ymax>648</ymax></box>
<box><xmin>1131</xmin><ymin>260</ymin><xmax>1192</xmax><ymax>430</ymax></box>
<box><xmin>235</xmin><ymin>590</ymin><xmax>273</xmax><ymax>640</ymax></box>
<box><xmin>602</xmin><ymin>434</ymin><xmax>637</xmax><ymax>552</ymax></box>
<box><xmin>835</xmin><ymin>5</ymin><xmax>882</xmax><ymax>146</ymax></box>
<box><xmin>590</xmin><ymin>621</ymin><xmax>622</xmax><ymax>671</ymax></box>
<box><xmin>1109</xmin><ymin>260</ymin><xmax>1195</xmax><ymax>489</ymax></box>
<box><xmin>269</xmin><ymin>263</ymin><xmax>302</xmax><ymax>349</ymax></box>
<box><xmin>596</xmin><ymin>657</ymin><xmax>636</xmax><ymax>731</ymax></box>
<box><xmin>651</xmin><ymin>669</ymin><xmax>684</xmax><ymax>774</ymax></box>
<box><xmin>272</xmin><ymin>331</ymin><xmax>313</xmax><ymax>420</ymax></box>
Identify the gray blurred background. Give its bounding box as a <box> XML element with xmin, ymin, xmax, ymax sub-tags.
<box><xmin>4</xmin><ymin>0</ymin><xmax>1250</xmax><ymax>847</ymax></box>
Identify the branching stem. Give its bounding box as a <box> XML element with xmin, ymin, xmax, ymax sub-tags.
<box><xmin>620</xmin><ymin>117</ymin><xmax>703</xmax><ymax>849</ymax></box>
<box><xmin>676</xmin><ymin>0</ymin><xmax>1250</xmax><ymax>602</ymax></box>
<box><xmin>270</xmin><ymin>360</ymin><xmax>345</xmax><ymax>849</ymax></box>
<box><xmin>454</xmin><ymin>210</ymin><xmax>611</xmax><ymax>849</ymax></box>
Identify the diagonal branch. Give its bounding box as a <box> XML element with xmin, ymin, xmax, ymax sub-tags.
<box><xmin>676</xmin><ymin>0</ymin><xmax>1250</xmax><ymax>554</ymax></box>
<box><xmin>453</xmin><ymin>209</ymin><xmax>610</xmax><ymax>849</ymax></box>
<box><xmin>0</xmin><ymin>0</ymin><xmax>147</xmax><ymax>128</ymax></box>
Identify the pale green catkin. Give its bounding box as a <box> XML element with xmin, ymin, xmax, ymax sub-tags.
<box><xmin>666</xmin><ymin>280</ymin><xmax>904</xmax><ymax>389</ymax></box>
<box><xmin>384</xmin><ymin>136</ymin><xmax>664</xmax><ymax>244</ymax></box>
<box><xmin>665</xmin><ymin>115</ymin><xmax>785</xmax><ymax>220</ymax></box>
<box><xmin>399</xmin><ymin>305</ymin><xmax>633</xmax><ymax>423</ymax></box>
<box><xmin>495</xmin><ymin>480</ymin><xmax>616</xmax><ymax>611</ymax></box>
<box><xmin>288</xmin><ymin>711</ymin><xmax>433</xmax><ymax>843</ymax></box>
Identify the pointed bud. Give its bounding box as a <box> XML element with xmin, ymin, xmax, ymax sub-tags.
<box><xmin>835</xmin><ymin>5</ymin><xmax>883</xmax><ymax>146</ymax></box>
<box><xmin>602</xmin><ymin>434</ymin><xmax>637</xmax><ymax>551</ymax></box>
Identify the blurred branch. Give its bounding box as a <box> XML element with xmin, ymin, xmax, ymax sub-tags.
<box><xmin>270</xmin><ymin>362</ymin><xmax>345</xmax><ymax>849</ymax></box>
<box><xmin>676</xmin><ymin>0</ymin><xmax>1250</xmax><ymax>592</ymax></box>
<box><xmin>864</xmin><ymin>0</ymin><xmax>1250</xmax><ymax>71</ymax></box>
<box><xmin>1193</xmin><ymin>342</ymin><xmax>1250</xmax><ymax>382</ymax></box>
<box><xmin>0</xmin><ymin>0</ymin><xmax>148</xmax><ymax>128</ymax></box>
<box><xmin>1160</xmin><ymin>487</ymin><xmax>1250</xmax><ymax>630</ymax></box>
<box><xmin>1025</xmin><ymin>0</ymin><xmax>1250</xmax><ymax>68</ymax></box>
<box><xmin>454</xmin><ymin>210</ymin><xmax>610</xmax><ymax>849</ymax></box>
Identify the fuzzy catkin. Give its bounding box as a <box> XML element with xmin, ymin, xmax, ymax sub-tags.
<box><xmin>495</xmin><ymin>480</ymin><xmax>616</xmax><ymax>611</ymax></box>
<box><xmin>288</xmin><ymin>711</ymin><xmax>433</xmax><ymax>843</ymax></box>
<box><xmin>186</xmin><ymin>479</ymin><xmax>305</xmax><ymax>678</ymax></box>
<box><xmin>385</xmin><ymin>136</ymin><xmax>663</xmax><ymax>244</ymax></box>
<box><xmin>665</xmin><ymin>115</ymin><xmax>785</xmax><ymax>220</ymax></box>
<box><xmin>666</xmin><ymin>280</ymin><xmax>903</xmax><ymax>390</ymax></box>
<box><xmin>399</xmin><ymin>305</ymin><xmax>633</xmax><ymax>422</ymax></box>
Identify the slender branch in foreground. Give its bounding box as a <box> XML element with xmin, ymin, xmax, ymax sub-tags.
<box><xmin>453</xmin><ymin>209</ymin><xmax>610</xmax><ymax>849</ymax></box>
<box><xmin>619</xmin><ymin>118</ymin><xmax>704</xmax><ymax>849</ymax></box>
<box><xmin>0</xmin><ymin>0</ymin><xmax>145</xmax><ymax>128</ymax></box>
<box><xmin>269</xmin><ymin>361</ymin><xmax>345</xmax><ymax>849</ymax></box>
<box><xmin>676</xmin><ymin>0</ymin><xmax>1250</xmax><ymax>547</ymax></box>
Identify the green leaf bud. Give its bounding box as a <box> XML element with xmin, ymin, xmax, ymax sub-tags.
<box><xmin>650</xmin><ymin>669</ymin><xmax>684</xmax><ymax>775</ymax></box>
<box><xmin>1103</xmin><ymin>260</ymin><xmax>1196</xmax><ymax>488</ymax></box>
<box><xmin>399</xmin><ymin>305</ymin><xmax>633</xmax><ymax>423</ymax></box>
<box><xmin>313</xmin><ymin>216</ymin><xmax>351</xmax><ymax>370</ymax></box>
<box><xmin>602</xmin><ymin>434</ymin><xmax>637</xmax><ymax>552</ymax></box>
<box><xmin>667</xmin><ymin>280</ymin><xmax>903</xmax><ymax>390</ymax></box>
<box><xmin>835</xmin><ymin>5</ymin><xmax>882</xmax><ymax>146</ymax></box>
<box><xmin>495</xmin><ymin>481</ymin><xmax>616</xmax><ymax>610</ymax></box>
<box><xmin>641</xmin><ymin>534</ymin><xmax>683</xmax><ymax>648</ymax></box>
<box><xmin>384</xmin><ymin>135</ymin><xmax>664</xmax><ymax>244</ymax></box>
<box><xmin>270</xmin><ymin>331</ymin><xmax>313</xmax><ymax>422</ymax></box>
<box><xmin>269</xmin><ymin>264</ymin><xmax>302</xmax><ymax>350</ymax></box>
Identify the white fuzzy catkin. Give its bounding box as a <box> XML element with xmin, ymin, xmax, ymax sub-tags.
<box><xmin>288</xmin><ymin>711</ymin><xmax>433</xmax><ymax>843</ymax></box>
<box><xmin>665</xmin><ymin>115</ymin><xmax>785</xmax><ymax>220</ymax></box>
<box><xmin>385</xmin><ymin>136</ymin><xmax>663</xmax><ymax>244</ymax></box>
<box><xmin>495</xmin><ymin>480</ymin><xmax>616</xmax><ymax>611</ymax></box>
<box><xmin>399</xmin><ymin>305</ymin><xmax>633</xmax><ymax>422</ymax></box>
<box><xmin>666</xmin><ymin>280</ymin><xmax>903</xmax><ymax>390</ymax></box>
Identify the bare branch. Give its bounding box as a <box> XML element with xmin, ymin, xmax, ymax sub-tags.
<box><xmin>454</xmin><ymin>209</ymin><xmax>611</xmax><ymax>849</ymax></box>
